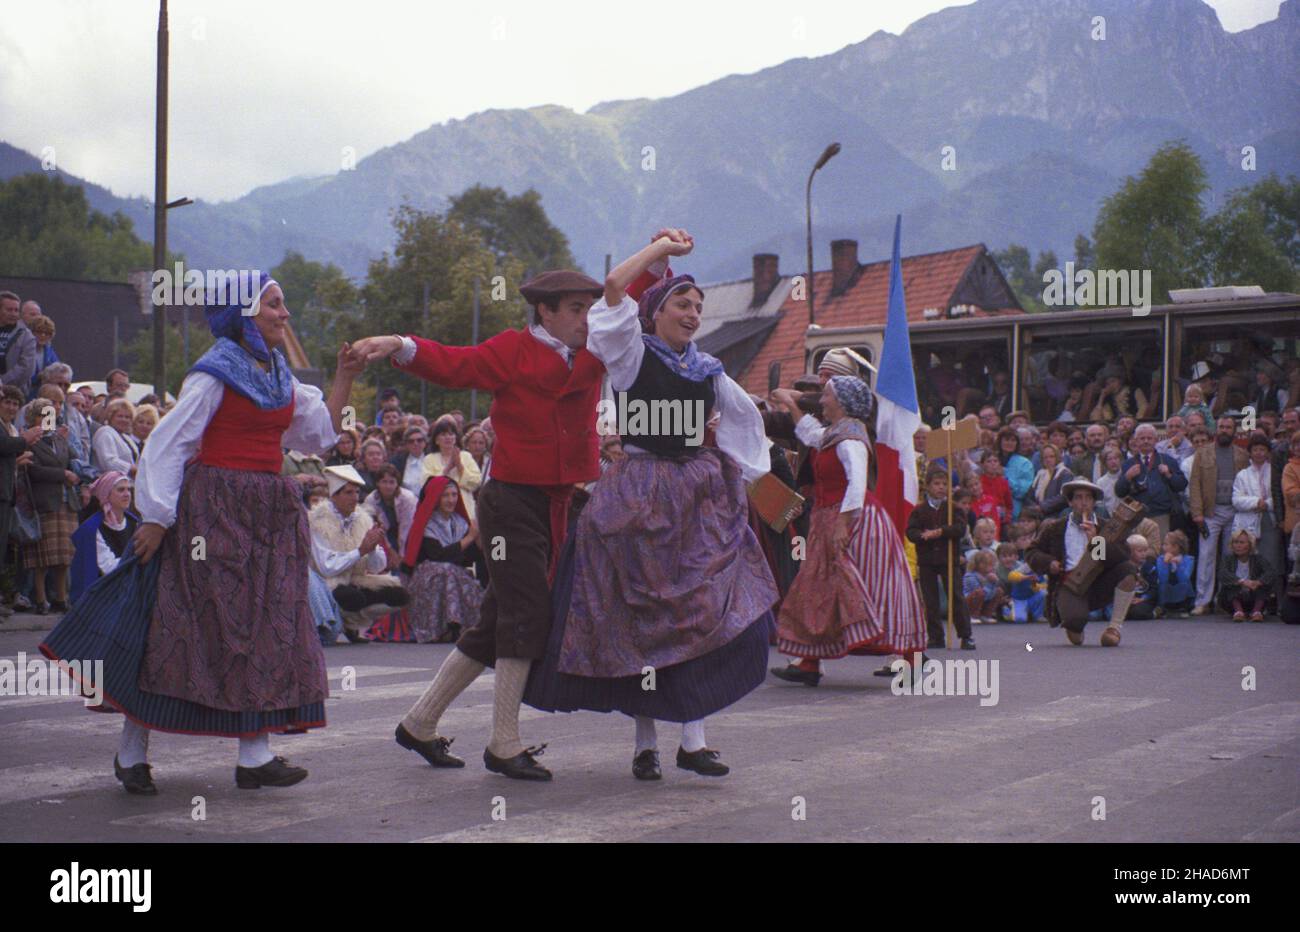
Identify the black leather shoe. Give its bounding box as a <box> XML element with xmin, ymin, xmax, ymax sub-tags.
<box><xmin>960</xmin><ymin>637</ymin><xmax>976</xmax><ymax>650</ymax></box>
<box><xmin>483</xmin><ymin>744</ymin><xmax>552</xmax><ymax>781</ymax></box>
<box><xmin>235</xmin><ymin>756</ymin><xmax>308</xmax><ymax>789</ymax></box>
<box><xmin>48</xmin><ymin>599</ymin><xmax>69</xmax><ymax>612</ymax></box>
<box><xmin>769</xmin><ymin>663</ymin><xmax>821</xmax><ymax>686</ymax></box>
<box><xmin>632</xmin><ymin>749</ymin><xmax>661</xmax><ymax>781</ymax></box>
<box><xmin>343</xmin><ymin>628</ymin><xmax>369</xmax><ymax>644</ymax></box>
<box><xmin>873</xmin><ymin>663</ymin><xmax>896</xmax><ymax>677</ymax></box>
<box><xmin>676</xmin><ymin>746</ymin><xmax>729</xmax><ymax>777</ymax></box>
<box><xmin>395</xmin><ymin>723</ymin><xmax>465</xmax><ymax>768</ymax></box>
<box><xmin>928</xmin><ymin>638</ymin><xmax>946</xmax><ymax>649</ymax></box>
<box><xmin>113</xmin><ymin>755</ymin><xmax>157</xmax><ymax>796</ymax></box>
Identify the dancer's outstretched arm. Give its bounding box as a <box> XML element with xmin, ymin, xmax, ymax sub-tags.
<box><xmin>604</xmin><ymin>228</ymin><xmax>693</xmax><ymax>306</ymax></box>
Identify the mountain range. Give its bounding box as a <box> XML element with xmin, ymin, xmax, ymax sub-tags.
<box><xmin>6</xmin><ymin>0</ymin><xmax>1298</xmax><ymax>283</ymax></box>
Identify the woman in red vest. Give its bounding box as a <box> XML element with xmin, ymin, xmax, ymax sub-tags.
<box><xmin>42</xmin><ymin>271</ymin><xmax>358</xmax><ymax>795</ymax></box>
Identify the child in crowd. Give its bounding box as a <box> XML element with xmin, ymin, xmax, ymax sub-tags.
<box><xmin>964</xmin><ymin>517</ymin><xmax>999</xmax><ymax>565</ymax></box>
<box><xmin>952</xmin><ymin>486</ymin><xmax>975</xmax><ymax>555</ymax></box>
<box><xmin>977</xmin><ymin>455</ymin><xmax>1013</xmax><ymax>535</ymax></box>
<box><xmin>1154</xmin><ymin>529</ymin><xmax>1196</xmax><ymax>617</ymax></box>
<box><xmin>1121</xmin><ymin>533</ymin><xmax>1158</xmax><ymax>621</ymax></box>
<box><xmin>996</xmin><ymin>542</ymin><xmax>1046</xmax><ymax>623</ymax></box>
<box><xmin>1011</xmin><ymin>522</ymin><xmax>1036</xmax><ymax>560</ymax></box>
<box><xmin>907</xmin><ymin>468</ymin><xmax>975</xmax><ymax>650</ymax></box>
<box><xmin>963</xmin><ymin>550</ymin><xmax>1006</xmax><ymax>625</ymax></box>
<box><xmin>1217</xmin><ymin>530</ymin><xmax>1274</xmax><ymax>622</ymax></box>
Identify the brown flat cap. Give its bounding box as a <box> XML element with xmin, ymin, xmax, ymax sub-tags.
<box><xmin>519</xmin><ymin>270</ymin><xmax>603</xmax><ymax>305</ymax></box>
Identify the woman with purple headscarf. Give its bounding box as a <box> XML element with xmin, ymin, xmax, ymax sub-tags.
<box><xmin>524</xmin><ymin>229</ymin><xmax>778</xmax><ymax>780</ymax></box>
<box><xmin>42</xmin><ymin>271</ymin><xmax>361</xmax><ymax>795</ymax></box>
<box><xmin>68</xmin><ymin>470</ymin><xmax>138</xmax><ymax>605</ymax></box>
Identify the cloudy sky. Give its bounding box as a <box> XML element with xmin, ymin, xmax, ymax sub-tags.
<box><xmin>0</xmin><ymin>0</ymin><xmax>1283</xmax><ymax>203</ymax></box>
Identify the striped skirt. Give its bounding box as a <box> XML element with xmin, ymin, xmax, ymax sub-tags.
<box><xmin>777</xmin><ymin>493</ymin><xmax>927</xmax><ymax>658</ymax></box>
<box><xmin>24</xmin><ymin>508</ymin><xmax>76</xmax><ymax>568</ymax></box>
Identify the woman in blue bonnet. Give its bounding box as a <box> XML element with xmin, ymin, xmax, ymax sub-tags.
<box><xmin>524</xmin><ymin>229</ymin><xmax>778</xmax><ymax>781</ymax></box>
<box><xmin>42</xmin><ymin>271</ymin><xmax>361</xmax><ymax>795</ymax></box>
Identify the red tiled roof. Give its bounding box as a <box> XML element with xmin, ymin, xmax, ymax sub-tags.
<box><xmin>738</xmin><ymin>244</ymin><xmax>1020</xmax><ymax>394</ymax></box>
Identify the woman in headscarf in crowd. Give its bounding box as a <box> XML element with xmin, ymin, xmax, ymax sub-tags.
<box><xmin>997</xmin><ymin>425</ymin><xmax>1035</xmax><ymax>520</ymax></box>
<box><xmin>92</xmin><ymin>398</ymin><xmax>141</xmax><ymax>477</ymax></box>
<box><xmin>41</xmin><ymin>270</ymin><xmax>358</xmax><ymax>795</ymax></box>
<box><xmin>69</xmin><ymin>471</ymin><xmax>138</xmax><ymax>605</ymax></box>
<box><xmin>767</xmin><ymin>376</ymin><xmax>927</xmax><ymax>686</ymax></box>
<box><xmin>398</xmin><ymin>476</ymin><xmax>483</xmax><ymax>644</ymax></box>
<box><xmin>1030</xmin><ymin>442</ymin><xmax>1074</xmax><ymax>517</ymax></box>
<box><xmin>363</xmin><ymin>462</ymin><xmax>418</xmax><ymax>554</ymax></box>
<box><xmin>524</xmin><ymin>229</ymin><xmax>777</xmax><ymax>780</ymax></box>
<box><xmin>463</xmin><ymin>424</ymin><xmax>491</xmax><ymax>476</ymax></box>
<box><xmin>132</xmin><ymin>404</ymin><xmax>160</xmax><ymax>451</ymax></box>
<box><xmin>424</xmin><ymin>416</ymin><xmax>482</xmax><ymax>520</ymax></box>
<box><xmin>21</xmin><ymin>397</ymin><xmax>78</xmax><ymax>613</ymax></box>
<box><xmin>325</xmin><ymin>428</ymin><xmax>359</xmax><ymax>467</ymax></box>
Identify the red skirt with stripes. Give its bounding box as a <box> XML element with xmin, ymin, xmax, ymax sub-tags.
<box><xmin>776</xmin><ymin>493</ymin><xmax>927</xmax><ymax>659</ymax></box>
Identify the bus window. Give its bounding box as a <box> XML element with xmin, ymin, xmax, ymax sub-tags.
<box><xmin>911</xmin><ymin>339</ymin><xmax>1010</xmax><ymax>427</ymax></box>
<box><xmin>1019</xmin><ymin>327</ymin><xmax>1162</xmax><ymax>424</ymax></box>
<box><xmin>1176</xmin><ymin>319</ymin><xmax>1300</xmax><ymax>419</ymax></box>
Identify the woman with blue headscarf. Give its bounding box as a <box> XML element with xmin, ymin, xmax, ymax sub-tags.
<box><xmin>767</xmin><ymin>375</ymin><xmax>927</xmax><ymax>686</ymax></box>
<box><xmin>42</xmin><ymin>271</ymin><xmax>361</xmax><ymax>795</ymax></box>
<box><xmin>524</xmin><ymin>229</ymin><xmax>778</xmax><ymax>780</ymax></box>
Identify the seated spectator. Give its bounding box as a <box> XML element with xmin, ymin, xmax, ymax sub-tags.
<box><xmin>363</xmin><ymin>463</ymin><xmax>418</xmax><ymax>554</ymax></box>
<box><xmin>303</xmin><ymin>477</ymin><xmax>329</xmax><ymax>510</ymax></box>
<box><xmin>964</xmin><ymin>516</ymin><xmax>999</xmax><ymax>565</ymax></box>
<box><xmin>399</xmin><ymin>476</ymin><xmax>484</xmax><ymax>644</ymax></box>
<box><xmin>1097</xmin><ymin>447</ymin><xmax>1124</xmax><ymax>515</ymax></box>
<box><xmin>978</xmin><ymin>406</ymin><xmax>1001</xmax><ymax>432</ymax></box>
<box><xmin>963</xmin><ymin>549</ymin><xmax>1006</xmax><ymax>624</ymax></box>
<box><xmin>464</xmin><ymin>424</ymin><xmax>491</xmax><ymax>475</ymax></box>
<box><xmin>325</xmin><ymin>428</ymin><xmax>358</xmax><ymax>466</ymax></box>
<box><xmin>996</xmin><ymin>427</ymin><xmax>1034</xmax><ymax>519</ymax></box>
<box><xmin>1030</xmin><ymin>443</ymin><xmax>1074</xmax><ymax>516</ymax></box>
<box><xmin>91</xmin><ymin>398</ymin><xmax>140</xmax><ymax>476</ymax></box>
<box><xmin>308</xmin><ymin>465</ymin><xmax>410</xmax><ymax>643</ymax></box>
<box><xmin>1055</xmin><ymin>377</ymin><xmax>1088</xmax><ymax>423</ymax></box>
<box><xmin>1045</xmin><ymin>422</ymin><xmax>1070</xmax><ymax>455</ymax></box>
<box><xmin>69</xmin><ymin>471</ymin><xmax>138</xmax><ymax>605</ymax></box>
<box><xmin>381</xmin><ymin>406</ymin><xmax>407</xmax><ymax>450</ymax></box>
<box><xmin>425</xmin><ymin>416</ymin><xmax>482</xmax><ymax>520</ymax></box>
<box><xmin>1116</xmin><ymin>423</ymin><xmax>1187</xmax><ymax>540</ymax></box>
<box><xmin>1017</xmin><ymin>506</ymin><xmax>1044</xmax><ymax>539</ymax></box>
<box><xmin>391</xmin><ymin>427</ymin><xmax>431</xmax><ymax>494</ymax></box>
<box><xmin>27</xmin><ymin>314</ymin><xmax>59</xmax><ymax>401</ymax></box>
<box><xmin>1218</xmin><ymin>529</ymin><xmax>1273</xmax><ymax>621</ymax></box>
<box><xmin>282</xmin><ymin>445</ymin><xmax>327</xmax><ymax>480</ymax></box>
<box><xmin>1087</xmin><ymin>364</ymin><xmax>1136</xmax><ymax>422</ymax></box>
<box><xmin>355</xmin><ymin>438</ymin><xmax>390</xmax><ymax>497</ymax></box>
<box><xmin>1154</xmin><ymin>530</ymin><xmax>1195</xmax><ymax>617</ymax></box>
<box><xmin>1123</xmin><ymin>534</ymin><xmax>1158</xmax><ymax>620</ymax></box>
<box><xmin>995</xmin><ymin>541</ymin><xmax>1045</xmax><ymax>623</ymax></box>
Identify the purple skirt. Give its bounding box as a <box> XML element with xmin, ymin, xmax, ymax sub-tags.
<box><xmin>523</xmin><ymin>448</ymin><xmax>776</xmax><ymax>722</ymax></box>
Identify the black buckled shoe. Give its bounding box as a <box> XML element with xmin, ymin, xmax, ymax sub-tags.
<box><xmin>113</xmin><ymin>755</ymin><xmax>158</xmax><ymax>796</ymax></box>
<box><xmin>676</xmin><ymin>746</ymin><xmax>729</xmax><ymax>777</ymax></box>
<box><xmin>960</xmin><ymin>637</ymin><xmax>976</xmax><ymax>650</ymax></box>
<box><xmin>632</xmin><ymin>749</ymin><xmax>662</xmax><ymax>781</ymax></box>
<box><xmin>483</xmin><ymin>744</ymin><xmax>552</xmax><ymax>781</ymax></box>
<box><xmin>395</xmin><ymin>723</ymin><xmax>465</xmax><ymax>768</ymax></box>
<box><xmin>235</xmin><ymin>756</ymin><xmax>308</xmax><ymax>789</ymax></box>
<box><xmin>769</xmin><ymin>663</ymin><xmax>821</xmax><ymax>686</ymax></box>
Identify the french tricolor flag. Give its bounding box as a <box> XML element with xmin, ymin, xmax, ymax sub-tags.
<box><xmin>872</xmin><ymin>215</ymin><xmax>922</xmax><ymax>540</ymax></box>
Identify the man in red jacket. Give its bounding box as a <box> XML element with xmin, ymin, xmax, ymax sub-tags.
<box><xmin>350</xmin><ymin>269</ymin><xmax>605</xmax><ymax>781</ymax></box>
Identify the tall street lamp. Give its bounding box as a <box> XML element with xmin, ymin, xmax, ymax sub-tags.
<box><xmin>805</xmin><ymin>142</ymin><xmax>841</xmax><ymax>327</ymax></box>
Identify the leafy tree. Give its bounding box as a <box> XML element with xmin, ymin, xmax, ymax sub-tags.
<box><xmin>1073</xmin><ymin>234</ymin><xmax>1094</xmax><ymax>269</ymax></box>
<box><xmin>0</xmin><ymin>174</ymin><xmax>173</xmax><ymax>281</ymax></box>
<box><xmin>270</xmin><ymin>250</ymin><xmax>361</xmax><ymax>377</ymax></box>
<box><xmin>1200</xmin><ymin>174</ymin><xmax>1298</xmax><ymax>292</ymax></box>
<box><xmin>991</xmin><ymin>243</ymin><xmax>1053</xmax><ymax>312</ymax></box>
<box><xmin>119</xmin><ymin>321</ymin><xmax>215</xmax><ymax>398</ymax></box>
<box><xmin>1092</xmin><ymin>141</ymin><xmax>1207</xmax><ymax>303</ymax></box>
<box><xmin>447</xmin><ymin>186</ymin><xmax>578</xmax><ymax>278</ymax></box>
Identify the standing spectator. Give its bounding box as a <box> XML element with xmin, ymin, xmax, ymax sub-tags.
<box><xmin>91</xmin><ymin>398</ymin><xmax>141</xmax><ymax>476</ymax></box>
<box><xmin>977</xmin><ymin>406</ymin><xmax>1001</xmax><ymax>432</ymax></box>
<box><xmin>975</xmin><ymin>453</ymin><xmax>1013</xmax><ymax>534</ymax></box>
<box><xmin>1282</xmin><ymin>432</ymin><xmax>1300</xmax><ymax>572</ymax></box>
<box><xmin>0</xmin><ymin>386</ymin><xmax>43</xmax><ymax>616</ymax></box>
<box><xmin>27</xmin><ymin>314</ymin><xmax>60</xmax><ymax>401</ymax></box>
<box><xmin>1232</xmin><ymin>432</ymin><xmax>1280</xmax><ymax>598</ymax></box>
<box><xmin>1115</xmin><ymin>424</ymin><xmax>1187</xmax><ymax>542</ymax></box>
<box><xmin>907</xmin><ymin>467</ymin><xmax>975</xmax><ymax>650</ymax></box>
<box><xmin>1097</xmin><ymin>447</ymin><xmax>1125</xmax><ymax>516</ymax></box>
<box><xmin>21</xmin><ymin>398</ymin><xmax>77</xmax><ymax>613</ymax></box>
<box><xmin>1156</xmin><ymin>415</ymin><xmax>1192</xmax><ymax>461</ymax></box>
<box><xmin>1069</xmin><ymin>424</ymin><xmax>1109</xmax><ymax>483</ymax></box>
<box><xmin>380</xmin><ymin>407</ymin><xmax>406</xmax><ymax>450</ymax></box>
<box><xmin>104</xmin><ymin>369</ymin><xmax>131</xmax><ymax>397</ymax></box>
<box><xmin>0</xmin><ymin>292</ymin><xmax>37</xmax><ymax>392</ymax></box>
<box><xmin>132</xmin><ymin>404</ymin><xmax>160</xmax><ymax>451</ymax></box>
<box><xmin>391</xmin><ymin>427</ymin><xmax>432</xmax><ymax>494</ymax></box>
<box><xmin>355</xmin><ymin>438</ymin><xmax>390</xmax><ymax>497</ymax></box>
<box><xmin>20</xmin><ymin>300</ymin><xmax>43</xmax><ymax>327</ymax></box>
<box><xmin>1251</xmin><ymin>362</ymin><xmax>1288</xmax><ymax>414</ymax></box>
<box><xmin>1188</xmin><ymin>416</ymin><xmax>1249</xmax><ymax>614</ymax></box>
<box><xmin>996</xmin><ymin>426</ymin><xmax>1034</xmax><ymax>520</ymax></box>
<box><xmin>463</xmin><ymin>425</ymin><xmax>491</xmax><ymax>476</ymax></box>
<box><xmin>325</xmin><ymin>429</ymin><xmax>358</xmax><ymax>467</ymax></box>
<box><xmin>1030</xmin><ymin>443</ymin><xmax>1073</xmax><ymax>516</ymax></box>
<box><xmin>38</xmin><ymin>365</ymin><xmax>95</xmax><ymax>493</ymax></box>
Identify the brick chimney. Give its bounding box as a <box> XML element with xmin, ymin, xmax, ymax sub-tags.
<box><xmin>751</xmin><ymin>253</ymin><xmax>779</xmax><ymax>307</ymax></box>
<box><xmin>830</xmin><ymin>239</ymin><xmax>858</xmax><ymax>295</ymax></box>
